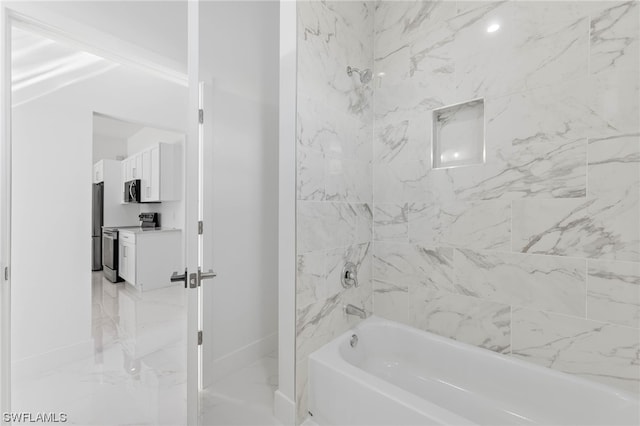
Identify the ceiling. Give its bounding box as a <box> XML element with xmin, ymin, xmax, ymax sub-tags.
<box><xmin>10</xmin><ymin>1</ymin><xmax>187</xmax><ymax>106</ymax></box>
<box><xmin>12</xmin><ymin>27</ymin><xmax>118</xmax><ymax>106</ymax></box>
<box><xmin>32</xmin><ymin>1</ymin><xmax>188</xmax><ymax>71</ymax></box>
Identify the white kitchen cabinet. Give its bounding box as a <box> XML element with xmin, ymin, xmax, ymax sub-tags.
<box><xmin>118</xmin><ymin>232</ymin><xmax>136</xmax><ymax>285</ymax></box>
<box><xmin>118</xmin><ymin>230</ymin><xmax>181</xmax><ymax>292</ymax></box>
<box><xmin>122</xmin><ymin>157</ymin><xmax>131</xmax><ymax>182</ymax></box>
<box><xmin>93</xmin><ymin>160</ymin><xmax>104</xmax><ymax>183</ymax></box>
<box><xmin>132</xmin><ymin>154</ymin><xmax>142</xmax><ymax>179</ymax></box>
<box><xmin>123</xmin><ymin>143</ymin><xmax>180</xmax><ymax>203</ymax></box>
<box><xmin>122</xmin><ymin>154</ymin><xmax>142</xmax><ymax>182</ymax></box>
<box><xmin>140</xmin><ymin>146</ymin><xmax>161</xmax><ymax>202</ymax></box>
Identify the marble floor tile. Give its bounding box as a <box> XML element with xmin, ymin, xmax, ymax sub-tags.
<box><xmin>12</xmin><ymin>273</ymin><xmax>280</xmax><ymax>426</ymax></box>
<box><xmin>11</xmin><ymin>272</ymin><xmax>188</xmax><ymax>425</ymax></box>
<box><xmin>199</xmin><ymin>353</ymin><xmax>281</xmax><ymax>426</ymax></box>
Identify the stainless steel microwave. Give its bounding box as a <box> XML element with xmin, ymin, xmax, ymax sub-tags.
<box><xmin>124</xmin><ymin>179</ymin><xmax>141</xmax><ymax>203</ymax></box>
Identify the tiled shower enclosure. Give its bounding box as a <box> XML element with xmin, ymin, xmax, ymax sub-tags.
<box><xmin>296</xmin><ymin>0</ymin><xmax>639</xmax><ymax>422</ymax></box>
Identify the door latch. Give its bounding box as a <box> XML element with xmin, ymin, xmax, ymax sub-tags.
<box><xmin>172</xmin><ymin>268</ymin><xmax>215</xmax><ymax>289</ymax></box>
<box><xmin>187</xmin><ymin>267</ymin><xmax>216</xmax><ymax>288</ymax></box>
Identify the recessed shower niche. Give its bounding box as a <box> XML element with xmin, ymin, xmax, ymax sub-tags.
<box><xmin>432</xmin><ymin>98</ymin><xmax>485</xmax><ymax>169</ymax></box>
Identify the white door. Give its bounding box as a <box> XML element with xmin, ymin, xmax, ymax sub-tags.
<box><xmin>0</xmin><ymin>2</ymin><xmax>202</xmax><ymax>424</ymax></box>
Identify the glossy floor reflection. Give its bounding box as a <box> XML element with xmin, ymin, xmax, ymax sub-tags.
<box><xmin>200</xmin><ymin>353</ymin><xmax>281</xmax><ymax>426</ymax></box>
<box><xmin>12</xmin><ymin>272</ymin><xmax>281</xmax><ymax>425</ymax></box>
<box><xmin>11</xmin><ymin>272</ymin><xmax>187</xmax><ymax>425</ymax></box>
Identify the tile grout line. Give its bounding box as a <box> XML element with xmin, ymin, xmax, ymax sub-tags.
<box><xmin>585</xmin><ymin>258</ymin><xmax>589</xmax><ymax>321</ymax></box>
<box><xmin>509</xmin><ymin>305</ymin><xmax>513</xmax><ymax>357</ymax></box>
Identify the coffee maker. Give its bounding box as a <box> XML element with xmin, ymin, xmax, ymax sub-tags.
<box><xmin>139</xmin><ymin>212</ymin><xmax>159</xmax><ymax>229</ymax></box>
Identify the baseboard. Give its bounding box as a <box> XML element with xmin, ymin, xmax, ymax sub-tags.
<box><xmin>274</xmin><ymin>389</ymin><xmax>296</xmax><ymax>425</ymax></box>
<box><xmin>11</xmin><ymin>339</ymin><xmax>94</xmax><ymax>383</ymax></box>
<box><xmin>207</xmin><ymin>332</ymin><xmax>278</xmax><ymax>385</ymax></box>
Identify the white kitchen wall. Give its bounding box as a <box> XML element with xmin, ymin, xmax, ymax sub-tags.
<box><xmin>11</xmin><ymin>62</ymin><xmax>187</xmax><ymax>376</ymax></box>
<box><xmin>198</xmin><ymin>1</ymin><xmax>280</xmax><ymax>386</ymax></box>
<box><xmin>92</xmin><ymin>134</ymin><xmax>127</xmax><ymax>163</ymax></box>
<box><xmin>126</xmin><ymin>127</ymin><xmax>183</xmax><ymax>156</ymax></box>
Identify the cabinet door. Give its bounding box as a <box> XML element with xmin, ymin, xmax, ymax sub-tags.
<box><xmin>122</xmin><ymin>159</ymin><xmax>127</xmax><ymax>183</ymax></box>
<box><xmin>141</xmin><ymin>149</ymin><xmax>152</xmax><ymax>201</ymax></box>
<box><xmin>126</xmin><ymin>242</ymin><xmax>136</xmax><ymax>285</ymax></box>
<box><xmin>132</xmin><ymin>154</ymin><xmax>142</xmax><ymax>179</ymax></box>
<box><xmin>118</xmin><ymin>240</ymin><xmax>127</xmax><ymax>281</ymax></box>
<box><xmin>150</xmin><ymin>146</ymin><xmax>160</xmax><ymax>201</ymax></box>
<box><xmin>123</xmin><ymin>158</ymin><xmax>132</xmax><ymax>182</ymax></box>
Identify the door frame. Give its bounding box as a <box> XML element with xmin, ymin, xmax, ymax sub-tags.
<box><xmin>0</xmin><ymin>3</ymin><xmax>199</xmax><ymax>423</ymax></box>
<box><xmin>0</xmin><ymin>2</ymin><xmax>12</xmax><ymax>419</ymax></box>
<box><xmin>186</xmin><ymin>1</ymin><xmax>201</xmax><ymax>423</ymax></box>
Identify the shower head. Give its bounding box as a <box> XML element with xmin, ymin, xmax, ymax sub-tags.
<box><xmin>347</xmin><ymin>65</ymin><xmax>372</xmax><ymax>84</ymax></box>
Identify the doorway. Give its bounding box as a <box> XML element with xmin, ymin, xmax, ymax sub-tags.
<box><xmin>1</xmin><ymin>2</ymin><xmax>283</xmax><ymax>425</ymax></box>
<box><xmin>2</xmin><ymin>3</ymin><xmax>197</xmax><ymax>424</ymax></box>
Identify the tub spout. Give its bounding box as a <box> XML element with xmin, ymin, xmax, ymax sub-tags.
<box><xmin>345</xmin><ymin>304</ymin><xmax>367</xmax><ymax>319</ymax></box>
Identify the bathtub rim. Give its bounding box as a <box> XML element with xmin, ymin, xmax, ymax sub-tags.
<box><xmin>308</xmin><ymin>324</ymin><xmax>475</xmax><ymax>425</ymax></box>
<box><xmin>308</xmin><ymin>315</ymin><xmax>639</xmax><ymax>425</ymax></box>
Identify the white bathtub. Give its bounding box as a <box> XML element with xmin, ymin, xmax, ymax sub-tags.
<box><xmin>308</xmin><ymin>316</ymin><xmax>639</xmax><ymax>426</ymax></box>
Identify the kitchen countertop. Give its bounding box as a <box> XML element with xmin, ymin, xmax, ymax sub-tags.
<box><xmin>104</xmin><ymin>226</ymin><xmax>181</xmax><ymax>234</ymax></box>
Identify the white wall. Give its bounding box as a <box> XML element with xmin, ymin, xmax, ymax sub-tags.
<box><xmin>11</xmin><ymin>64</ymin><xmax>187</xmax><ymax>368</ymax></box>
<box><xmin>198</xmin><ymin>1</ymin><xmax>279</xmax><ymax>384</ymax></box>
<box><xmin>276</xmin><ymin>1</ymin><xmax>297</xmax><ymax>423</ymax></box>
<box><xmin>126</xmin><ymin>127</ymin><xmax>183</xmax><ymax>156</ymax></box>
<box><xmin>92</xmin><ymin>134</ymin><xmax>127</xmax><ymax>163</ymax></box>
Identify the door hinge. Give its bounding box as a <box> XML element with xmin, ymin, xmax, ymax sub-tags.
<box><xmin>197</xmin><ymin>330</ymin><xmax>203</xmax><ymax>346</ymax></box>
<box><xmin>198</xmin><ymin>221</ymin><xmax>203</xmax><ymax>235</ymax></box>
<box><xmin>3</xmin><ymin>266</ymin><xmax>8</xmax><ymax>281</ymax></box>
<box><xmin>198</xmin><ymin>109</ymin><xmax>204</xmax><ymax>124</ymax></box>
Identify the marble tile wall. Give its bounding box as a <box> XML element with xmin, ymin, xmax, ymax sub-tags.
<box><xmin>372</xmin><ymin>0</ymin><xmax>640</xmax><ymax>395</ymax></box>
<box><xmin>295</xmin><ymin>1</ymin><xmax>374</xmax><ymax>422</ymax></box>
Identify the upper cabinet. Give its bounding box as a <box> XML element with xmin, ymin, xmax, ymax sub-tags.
<box><xmin>141</xmin><ymin>146</ymin><xmax>159</xmax><ymax>202</ymax></box>
<box><xmin>122</xmin><ymin>153</ymin><xmax>142</xmax><ymax>182</ymax></box>
<box><xmin>122</xmin><ymin>143</ymin><xmax>180</xmax><ymax>202</ymax></box>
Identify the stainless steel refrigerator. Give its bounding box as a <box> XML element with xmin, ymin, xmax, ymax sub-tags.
<box><xmin>92</xmin><ymin>182</ymin><xmax>104</xmax><ymax>271</ymax></box>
